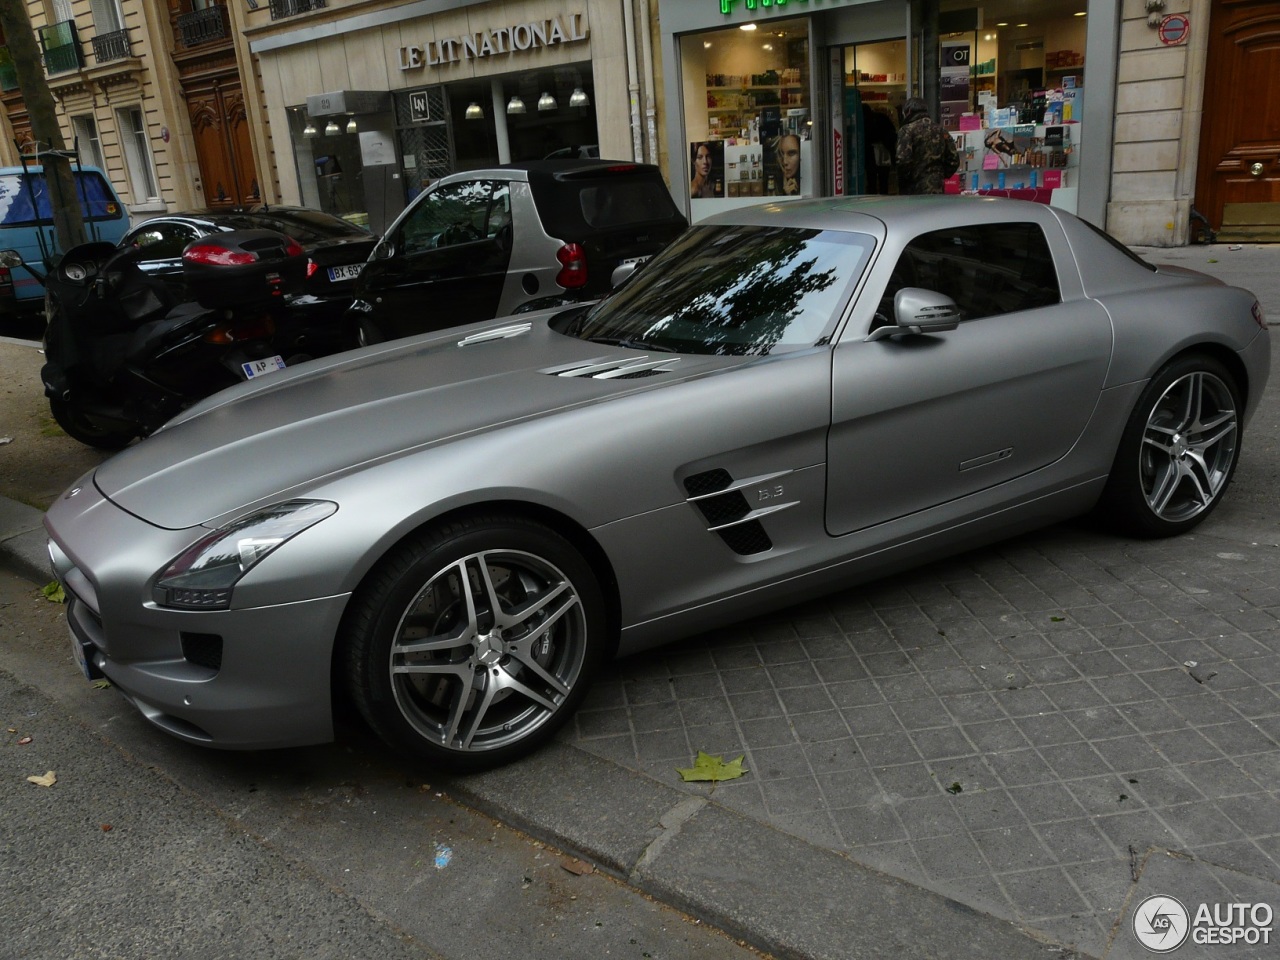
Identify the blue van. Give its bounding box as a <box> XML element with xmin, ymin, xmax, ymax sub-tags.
<box><xmin>0</xmin><ymin>164</ymin><xmax>130</xmax><ymax>322</ymax></box>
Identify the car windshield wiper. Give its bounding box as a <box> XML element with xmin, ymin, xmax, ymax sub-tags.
<box><xmin>583</xmin><ymin>335</ymin><xmax>677</xmax><ymax>353</ymax></box>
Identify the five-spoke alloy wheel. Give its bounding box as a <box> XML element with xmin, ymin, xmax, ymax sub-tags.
<box><xmin>1102</xmin><ymin>354</ymin><xmax>1242</xmax><ymax>537</ymax></box>
<box><xmin>345</xmin><ymin>514</ymin><xmax>606</xmax><ymax>770</ymax></box>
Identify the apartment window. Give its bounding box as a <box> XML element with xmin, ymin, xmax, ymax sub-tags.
<box><xmin>116</xmin><ymin>106</ymin><xmax>159</xmax><ymax>202</ymax></box>
<box><xmin>71</xmin><ymin>115</ymin><xmax>105</xmax><ymax>170</ymax></box>
<box><xmin>89</xmin><ymin>0</ymin><xmax>124</xmax><ymax>33</ymax></box>
<box><xmin>52</xmin><ymin>0</ymin><xmax>74</xmax><ymax>21</ymax></box>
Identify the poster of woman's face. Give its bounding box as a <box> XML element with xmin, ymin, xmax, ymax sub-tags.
<box><xmin>690</xmin><ymin>141</ymin><xmax>724</xmax><ymax>198</ymax></box>
<box><xmin>769</xmin><ymin>134</ymin><xmax>802</xmax><ymax>196</ymax></box>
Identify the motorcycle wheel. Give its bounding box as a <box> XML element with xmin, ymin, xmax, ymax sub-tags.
<box><xmin>49</xmin><ymin>399</ymin><xmax>137</xmax><ymax>450</ymax></box>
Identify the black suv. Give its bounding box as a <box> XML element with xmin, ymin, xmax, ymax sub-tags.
<box><xmin>351</xmin><ymin>160</ymin><xmax>687</xmax><ymax>343</ymax></box>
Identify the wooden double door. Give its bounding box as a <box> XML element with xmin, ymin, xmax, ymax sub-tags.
<box><xmin>185</xmin><ymin>76</ymin><xmax>259</xmax><ymax>209</ymax></box>
<box><xmin>1196</xmin><ymin>0</ymin><xmax>1280</xmax><ymax>240</ymax></box>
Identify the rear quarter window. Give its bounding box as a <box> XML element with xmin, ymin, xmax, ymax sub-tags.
<box><xmin>532</xmin><ymin>173</ymin><xmax>684</xmax><ymax>237</ymax></box>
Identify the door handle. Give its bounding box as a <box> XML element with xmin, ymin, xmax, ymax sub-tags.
<box><xmin>1251</xmin><ymin>162</ymin><xmax>1264</xmax><ymax>177</ymax></box>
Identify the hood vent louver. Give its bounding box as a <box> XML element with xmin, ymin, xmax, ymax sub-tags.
<box><xmin>550</xmin><ymin>356</ymin><xmax>680</xmax><ymax>380</ymax></box>
<box><xmin>458</xmin><ymin>323</ymin><xmax>532</xmax><ymax>347</ymax></box>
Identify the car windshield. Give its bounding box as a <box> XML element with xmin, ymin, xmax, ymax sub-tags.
<box><xmin>561</xmin><ymin>224</ymin><xmax>874</xmax><ymax>355</ymax></box>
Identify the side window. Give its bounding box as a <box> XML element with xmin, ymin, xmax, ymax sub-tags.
<box><xmin>133</xmin><ymin>223</ymin><xmax>201</xmax><ymax>261</ymax></box>
<box><xmin>399</xmin><ymin>180</ymin><xmax>493</xmax><ymax>255</ymax></box>
<box><xmin>880</xmin><ymin>222</ymin><xmax>1060</xmax><ymax>322</ymax></box>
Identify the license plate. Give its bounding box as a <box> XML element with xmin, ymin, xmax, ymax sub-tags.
<box><xmin>328</xmin><ymin>263</ymin><xmax>363</xmax><ymax>282</ymax></box>
<box><xmin>242</xmin><ymin>355</ymin><xmax>287</xmax><ymax>379</ymax></box>
<box><xmin>70</xmin><ymin>631</ymin><xmax>95</xmax><ymax>681</ymax></box>
<box><xmin>618</xmin><ymin>255</ymin><xmax>650</xmax><ymax>268</ymax></box>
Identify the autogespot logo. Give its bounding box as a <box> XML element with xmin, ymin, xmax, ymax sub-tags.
<box><xmin>1133</xmin><ymin>894</ymin><xmax>1191</xmax><ymax>953</ymax></box>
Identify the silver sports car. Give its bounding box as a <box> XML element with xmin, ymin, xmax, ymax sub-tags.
<box><xmin>45</xmin><ymin>196</ymin><xmax>1270</xmax><ymax>770</ymax></box>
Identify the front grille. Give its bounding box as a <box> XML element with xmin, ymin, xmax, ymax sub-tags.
<box><xmin>181</xmin><ymin>632</ymin><xmax>223</xmax><ymax>671</ymax></box>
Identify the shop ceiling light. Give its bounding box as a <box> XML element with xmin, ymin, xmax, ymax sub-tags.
<box><xmin>569</xmin><ymin>87</ymin><xmax>590</xmax><ymax>108</ymax></box>
<box><xmin>302</xmin><ymin>119</ymin><xmax>317</xmax><ymax>138</ymax></box>
<box><xmin>507</xmin><ymin>96</ymin><xmax>526</xmax><ymax>115</ymax></box>
<box><xmin>762</xmin><ymin>43</ymin><xmax>773</xmax><ymax>51</ymax></box>
<box><xmin>739</xmin><ymin>23</ymin><xmax>757</xmax><ymax>31</ymax></box>
<box><xmin>345</xmin><ymin>116</ymin><xmax>358</xmax><ymax>133</ymax></box>
<box><xmin>703</xmin><ymin>40</ymin><xmax>712</xmax><ymax>48</ymax></box>
<box><xmin>537</xmin><ymin>92</ymin><xmax>557</xmax><ymax>111</ymax></box>
<box><xmin>324</xmin><ymin>119</ymin><xmax>340</xmax><ymax>135</ymax></box>
<box><xmin>465</xmin><ymin>101</ymin><xmax>484</xmax><ymax>120</ymax></box>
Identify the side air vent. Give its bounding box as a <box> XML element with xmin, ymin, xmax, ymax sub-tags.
<box><xmin>181</xmin><ymin>631</ymin><xmax>223</xmax><ymax>671</ymax></box>
<box><xmin>682</xmin><ymin>468</ymin><xmax>796</xmax><ymax>556</ymax></box>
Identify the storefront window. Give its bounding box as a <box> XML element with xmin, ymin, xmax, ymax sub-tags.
<box><xmin>938</xmin><ymin>0</ymin><xmax>1088</xmax><ymax>210</ymax></box>
<box><xmin>680</xmin><ymin>17</ymin><xmax>812</xmax><ymax>218</ymax></box>
<box><xmin>288</xmin><ymin>106</ymin><xmax>368</xmax><ymax>223</ymax></box>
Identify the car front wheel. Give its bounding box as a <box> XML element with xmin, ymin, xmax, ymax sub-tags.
<box><xmin>1100</xmin><ymin>354</ymin><xmax>1242</xmax><ymax>537</ymax></box>
<box><xmin>343</xmin><ymin>515</ymin><xmax>606</xmax><ymax>770</ymax></box>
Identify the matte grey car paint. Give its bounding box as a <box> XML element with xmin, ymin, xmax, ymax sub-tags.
<box><xmin>44</xmin><ymin>196</ymin><xmax>1271</xmax><ymax>752</ymax></box>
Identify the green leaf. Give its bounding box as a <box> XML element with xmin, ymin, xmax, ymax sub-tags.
<box><xmin>677</xmin><ymin>750</ymin><xmax>748</xmax><ymax>782</ymax></box>
<box><xmin>946</xmin><ymin>781</ymin><xmax>963</xmax><ymax>794</ymax></box>
<box><xmin>41</xmin><ymin>581</ymin><xmax>65</xmax><ymax>604</ymax></box>
<box><xmin>92</xmin><ymin>679</ymin><xmax>111</xmax><ymax>690</ymax></box>
<box><xmin>1049</xmin><ymin>615</ymin><xmax>1065</xmax><ymax>622</ymax></box>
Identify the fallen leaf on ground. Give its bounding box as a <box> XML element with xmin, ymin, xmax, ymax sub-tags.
<box><xmin>677</xmin><ymin>751</ymin><xmax>747</xmax><ymax>782</ymax></box>
<box><xmin>41</xmin><ymin>581</ymin><xmax>65</xmax><ymax>604</ymax></box>
<box><xmin>27</xmin><ymin>770</ymin><xmax>57</xmax><ymax>787</ymax></box>
<box><xmin>17</xmin><ymin>736</ymin><xmax>32</xmax><ymax>745</ymax></box>
<box><xmin>92</xmin><ymin>680</ymin><xmax>111</xmax><ymax>690</ymax></box>
<box><xmin>561</xmin><ymin>858</ymin><xmax>594</xmax><ymax>876</ymax></box>
<box><xmin>100</xmin><ymin>824</ymin><xmax>113</xmax><ymax>832</ymax></box>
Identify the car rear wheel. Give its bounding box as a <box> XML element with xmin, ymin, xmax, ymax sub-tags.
<box><xmin>1100</xmin><ymin>355</ymin><xmax>1241</xmax><ymax>537</ymax></box>
<box><xmin>343</xmin><ymin>514</ymin><xmax>606</xmax><ymax>770</ymax></box>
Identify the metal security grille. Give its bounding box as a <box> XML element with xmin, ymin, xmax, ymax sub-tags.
<box><xmin>394</xmin><ymin>87</ymin><xmax>455</xmax><ymax>194</ymax></box>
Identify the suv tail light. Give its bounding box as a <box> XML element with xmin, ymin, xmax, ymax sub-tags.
<box><xmin>556</xmin><ymin>243</ymin><xmax>588</xmax><ymax>289</ymax></box>
<box><xmin>306</xmin><ymin>259</ymin><xmax>319</xmax><ymax>279</ymax></box>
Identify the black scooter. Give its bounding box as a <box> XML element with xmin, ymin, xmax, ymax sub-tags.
<box><xmin>29</xmin><ymin>229</ymin><xmax>307</xmax><ymax>449</ymax></box>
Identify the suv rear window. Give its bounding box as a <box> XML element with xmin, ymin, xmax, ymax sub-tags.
<box><xmin>532</xmin><ymin>172</ymin><xmax>684</xmax><ymax>237</ymax></box>
<box><xmin>0</xmin><ymin>171</ymin><xmax>123</xmax><ymax>225</ymax></box>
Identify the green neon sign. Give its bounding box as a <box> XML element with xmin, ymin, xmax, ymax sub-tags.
<box><xmin>721</xmin><ymin>0</ymin><xmax>805</xmax><ymax>13</ymax></box>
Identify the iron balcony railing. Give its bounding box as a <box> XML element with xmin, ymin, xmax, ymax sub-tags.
<box><xmin>91</xmin><ymin>28</ymin><xmax>131</xmax><ymax>64</ymax></box>
<box><xmin>269</xmin><ymin>0</ymin><xmax>326</xmax><ymax>20</ymax></box>
<box><xmin>38</xmin><ymin>20</ymin><xmax>85</xmax><ymax>74</ymax></box>
<box><xmin>177</xmin><ymin>5</ymin><xmax>230</xmax><ymax>47</ymax></box>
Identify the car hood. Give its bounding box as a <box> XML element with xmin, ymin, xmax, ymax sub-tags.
<box><xmin>93</xmin><ymin>317</ymin><xmax>720</xmax><ymax>529</ymax></box>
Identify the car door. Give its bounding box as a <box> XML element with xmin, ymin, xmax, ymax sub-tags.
<box><xmin>360</xmin><ymin>179</ymin><xmax>512</xmax><ymax>339</ymax></box>
<box><xmin>826</xmin><ymin>219</ymin><xmax>1112</xmax><ymax>536</ymax></box>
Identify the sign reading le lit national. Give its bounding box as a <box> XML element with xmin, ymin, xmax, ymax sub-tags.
<box><xmin>399</xmin><ymin>13</ymin><xmax>588</xmax><ymax>70</ymax></box>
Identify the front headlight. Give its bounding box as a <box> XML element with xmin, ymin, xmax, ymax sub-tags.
<box><xmin>154</xmin><ymin>500</ymin><xmax>337</xmax><ymax>610</ymax></box>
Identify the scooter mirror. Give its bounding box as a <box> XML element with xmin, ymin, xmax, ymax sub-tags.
<box><xmin>0</xmin><ymin>249</ymin><xmax>22</xmax><ymax>268</ymax></box>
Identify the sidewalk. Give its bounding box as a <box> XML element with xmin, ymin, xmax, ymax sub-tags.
<box><xmin>3</xmin><ymin>243</ymin><xmax>1279</xmax><ymax>959</ymax></box>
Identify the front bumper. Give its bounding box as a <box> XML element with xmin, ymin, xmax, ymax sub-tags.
<box><xmin>45</xmin><ymin>483</ymin><xmax>350</xmax><ymax>750</ymax></box>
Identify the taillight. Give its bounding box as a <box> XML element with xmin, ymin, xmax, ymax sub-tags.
<box><xmin>306</xmin><ymin>259</ymin><xmax>318</xmax><ymax>279</ymax></box>
<box><xmin>184</xmin><ymin>244</ymin><xmax>256</xmax><ymax>266</ymax></box>
<box><xmin>1252</xmin><ymin>301</ymin><xmax>1267</xmax><ymax>330</ymax></box>
<box><xmin>555</xmin><ymin>243</ymin><xmax>587</xmax><ymax>289</ymax></box>
<box><xmin>283</xmin><ymin>237</ymin><xmax>305</xmax><ymax>258</ymax></box>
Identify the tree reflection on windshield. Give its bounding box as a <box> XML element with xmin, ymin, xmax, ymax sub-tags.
<box><xmin>570</xmin><ymin>225</ymin><xmax>874</xmax><ymax>355</ymax></box>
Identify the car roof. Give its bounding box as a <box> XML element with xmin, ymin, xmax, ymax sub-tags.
<box><xmin>703</xmin><ymin>194</ymin><xmax>1070</xmax><ymax>236</ymax></box>
<box><xmin>0</xmin><ymin>164</ymin><xmax>109</xmax><ymax>176</ymax></box>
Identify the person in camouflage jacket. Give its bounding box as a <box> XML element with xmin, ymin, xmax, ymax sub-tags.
<box><xmin>895</xmin><ymin>97</ymin><xmax>959</xmax><ymax>194</ymax></box>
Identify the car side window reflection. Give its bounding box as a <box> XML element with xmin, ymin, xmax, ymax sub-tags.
<box><xmin>879</xmin><ymin>222</ymin><xmax>1060</xmax><ymax>322</ymax></box>
<box><xmin>400</xmin><ymin>180</ymin><xmax>494</xmax><ymax>255</ymax></box>
<box><xmin>132</xmin><ymin>223</ymin><xmax>201</xmax><ymax>261</ymax></box>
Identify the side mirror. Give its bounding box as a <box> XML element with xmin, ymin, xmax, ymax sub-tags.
<box><xmin>865</xmin><ymin>287</ymin><xmax>962</xmax><ymax>341</ymax></box>
<box><xmin>0</xmin><ymin>248</ymin><xmax>23</xmax><ymax>268</ymax></box>
<box><xmin>372</xmin><ymin>239</ymin><xmax>396</xmax><ymax>261</ymax></box>
<box><xmin>610</xmin><ymin>260</ymin><xmax>639</xmax><ymax>289</ymax></box>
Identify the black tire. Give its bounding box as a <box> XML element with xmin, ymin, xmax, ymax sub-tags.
<box><xmin>48</xmin><ymin>398</ymin><xmax>137</xmax><ymax>450</ymax></box>
<box><xmin>356</xmin><ymin>318</ymin><xmax>385</xmax><ymax>347</ymax></box>
<box><xmin>342</xmin><ymin>514</ymin><xmax>607</xmax><ymax>771</ymax></box>
<box><xmin>1099</xmin><ymin>354</ymin><xmax>1242</xmax><ymax>538</ymax></box>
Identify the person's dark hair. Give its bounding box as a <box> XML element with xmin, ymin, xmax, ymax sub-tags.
<box><xmin>901</xmin><ymin>97</ymin><xmax>929</xmax><ymax>123</ymax></box>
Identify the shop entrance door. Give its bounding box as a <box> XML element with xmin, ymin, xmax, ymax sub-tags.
<box><xmin>1195</xmin><ymin>0</ymin><xmax>1280</xmax><ymax>240</ymax></box>
<box><xmin>832</xmin><ymin>40</ymin><xmax>907</xmax><ymax>196</ymax></box>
